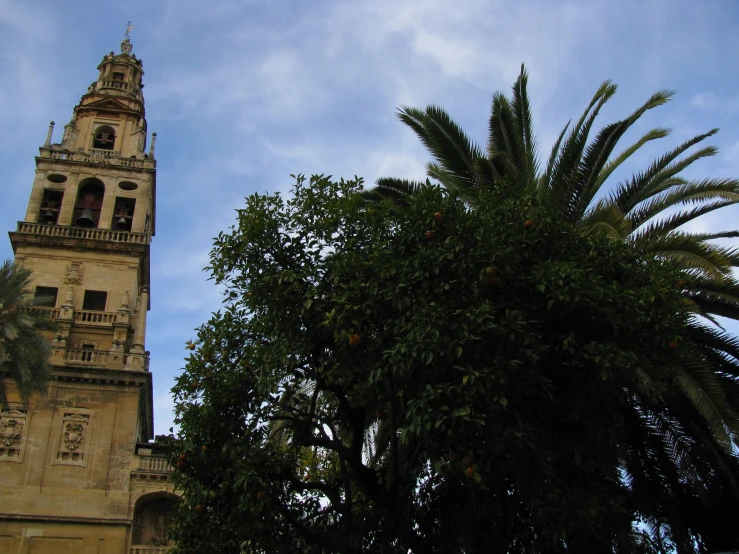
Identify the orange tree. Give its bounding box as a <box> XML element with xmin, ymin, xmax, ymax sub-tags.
<box><xmin>170</xmin><ymin>174</ymin><xmax>691</xmax><ymax>553</ymax></box>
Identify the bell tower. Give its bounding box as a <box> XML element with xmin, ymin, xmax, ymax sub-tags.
<box><xmin>0</xmin><ymin>35</ymin><xmax>175</xmax><ymax>554</ymax></box>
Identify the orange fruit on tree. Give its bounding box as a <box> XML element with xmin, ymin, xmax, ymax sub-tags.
<box><xmin>465</xmin><ymin>467</ymin><xmax>475</xmax><ymax>478</ymax></box>
<box><xmin>524</xmin><ymin>219</ymin><xmax>534</xmax><ymax>228</ymax></box>
<box><xmin>202</xmin><ymin>445</ymin><xmax>208</xmax><ymax>452</ymax></box>
<box><xmin>677</xmin><ymin>280</ymin><xmax>686</xmax><ymax>287</ymax></box>
<box><xmin>433</xmin><ymin>212</ymin><xmax>443</xmax><ymax>221</ymax></box>
<box><xmin>425</xmin><ymin>231</ymin><xmax>434</xmax><ymax>240</ymax></box>
<box><xmin>257</xmin><ymin>490</ymin><xmax>266</xmax><ymax>501</ymax></box>
<box><xmin>485</xmin><ymin>266</ymin><xmax>496</xmax><ymax>276</ymax></box>
<box><xmin>669</xmin><ymin>340</ymin><xmax>679</xmax><ymax>349</ymax></box>
<box><xmin>462</xmin><ymin>455</ymin><xmax>473</xmax><ymax>467</ymax></box>
<box><xmin>349</xmin><ymin>334</ymin><xmax>362</xmax><ymax>346</ymax></box>
<box><xmin>195</xmin><ymin>504</ymin><xmax>205</xmax><ymax>512</ymax></box>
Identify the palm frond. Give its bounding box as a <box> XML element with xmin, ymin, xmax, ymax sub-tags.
<box><xmin>593</xmin><ymin>127</ymin><xmax>671</xmax><ymax>193</ymax></box>
<box><xmin>572</xmin><ymin>91</ymin><xmax>674</xmax><ymax>221</ymax></box>
<box><xmin>510</xmin><ymin>64</ymin><xmax>539</xmax><ymax>185</ymax></box>
<box><xmin>633</xmin><ymin>232</ymin><xmax>737</xmax><ymax>278</ymax></box>
<box><xmin>612</xmin><ymin>129</ymin><xmax>719</xmax><ymax>213</ymax></box>
<box><xmin>364</xmin><ymin>178</ymin><xmax>428</xmax><ymax>205</ymax></box>
<box><xmin>631</xmin><ymin>200</ymin><xmax>739</xmax><ymax>246</ymax></box>
<box><xmin>545</xmin><ymin>81</ymin><xmax>618</xmax><ymax>218</ymax></box>
<box><xmin>398</xmin><ymin>105</ymin><xmax>485</xmax><ymax>198</ymax></box>
<box><xmin>488</xmin><ymin>92</ymin><xmax>523</xmax><ymax>183</ymax></box>
<box><xmin>540</xmin><ymin>119</ymin><xmax>570</xmax><ymax>193</ymax></box>
<box><xmin>629</xmin><ymin>178</ymin><xmax>739</xmax><ymax>230</ymax></box>
<box><xmin>581</xmin><ymin>200</ymin><xmax>631</xmax><ymax>239</ymax></box>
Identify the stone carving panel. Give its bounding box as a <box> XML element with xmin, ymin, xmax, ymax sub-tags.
<box><xmin>0</xmin><ymin>409</ymin><xmax>28</xmax><ymax>462</ymax></box>
<box><xmin>54</xmin><ymin>412</ymin><xmax>92</xmax><ymax>466</ymax></box>
<box><xmin>63</xmin><ymin>262</ymin><xmax>85</xmax><ymax>285</ymax></box>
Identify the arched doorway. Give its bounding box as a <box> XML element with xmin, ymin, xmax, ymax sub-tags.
<box><xmin>131</xmin><ymin>491</ymin><xmax>178</xmax><ymax>548</ymax></box>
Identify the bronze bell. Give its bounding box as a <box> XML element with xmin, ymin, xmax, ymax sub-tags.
<box><xmin>76</xmin><ymin>208</ymin><xmax>95</xmax><ymax>227</ymax></box>
<box><xmin>115</xmin><ymin>216</ymin><xmax>128</xmax><ymax>229</ymax></box>
<box><xmin>42</xmin><ymin>209</ymin><xmax>56</xmax><ymax>224</ymax></box>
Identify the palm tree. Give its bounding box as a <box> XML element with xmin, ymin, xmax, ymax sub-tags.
<box><xmin>368</xmin><ymin>66</ymin><xmax>739</xmax><ymax>551</ymax></box>
<box><xmin>0</xmin><ymin>259</ymin><xmax>57</xmax><ymax>410</ymax></box>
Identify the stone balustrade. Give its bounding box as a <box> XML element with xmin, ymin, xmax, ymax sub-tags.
<box><xmin>88</xmin><ymin>147</ymin><xmax>121</xmax><ymax>158</ymax></box>
<box><xmin>100</xmin><ymin>79</ymin><xmax>129</xmax><ymax>91</ymax></box>
<box><xmin>129</xmin><ymin>547</ymin><xmax>173</xmax><ymax>554</ymax></box>
<box><xmin>136</xmin><ymin>455</ymin><xmax>172</xmax><ymax>473</ymax></box>
<box><xmin>48</xmin><ymin>347</ymin><xmax>149</xmax><ymax>371</ymax></box>
<box><xmin>32</xmin><ymin>306</ymin><xmax>61</xmax><ymax>320</ymax></box>
<box><xmin>74</xmin><ymin>310</ymin><xmax>118</xmax><ymax>325</ymax></box>
<box><xmin>15</xmin><ymin>221</ymin><xmax>150</xmax><ymax>244</ymax></box>
<box><xmin>62</xmin><ymin>347</ymin><xmax>110</xmax><ymax>364</ymax></box>
<box><xmin>38</xmin><ymin>148</ymin><xmax>155</xmax><ymax>169</ymax></box>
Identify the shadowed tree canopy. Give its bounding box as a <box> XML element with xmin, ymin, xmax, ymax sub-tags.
<box><xmin>0</xmin><ymin>260</ymin><xmax>57</xmax><ymax>409</ymax></box>
<box><xmin>169</xmin><ymin>175</ymin><xmax>714</xmax><ymax>553</ymax></box>
<box><xmin>367</xmin><ymin>67</ymin><xmax>739</xmax><ymax>552</ymax></box>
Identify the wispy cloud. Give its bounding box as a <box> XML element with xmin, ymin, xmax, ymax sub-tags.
<box><xmin>2</xmin><ymin>0</ymin><xmax>739</xmax><ymax>434</ymax></box>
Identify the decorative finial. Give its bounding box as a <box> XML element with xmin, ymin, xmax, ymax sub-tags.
<box><xmin>148</xmin><ymin>132</ymin><xmax>157</xmax><ymax>158</ymax></box>
<box><xmin>44</xmin><ymin>121</ymin><xmax>55</xmax><ymax>146</ymax></box>
<box><xmin>121</xmin><ymin>21</ymin><xmax>133</xmax><ymax>55</ymax></box>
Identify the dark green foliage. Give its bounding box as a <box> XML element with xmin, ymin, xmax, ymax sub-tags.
<box><xmin>369</xmin><ymin>66</ymin><xmax>739</xmax><ymax>551</ymax></box>
<box><xmin>0</xmin><ymin>259</ymin><xmax>57</xmax><ymax>409</ymax></box>
<box><xmin>171</xmin><ymin>176</ymin><xmax>692</xmax><ymax>553</ymax></box>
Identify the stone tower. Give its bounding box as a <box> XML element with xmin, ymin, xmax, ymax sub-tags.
<box><xmin>0</xmin><ymin>36</ymin><xmax>175</xmax><ymax>554</ymax></box>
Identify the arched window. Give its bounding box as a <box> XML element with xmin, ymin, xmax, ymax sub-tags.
<box><xmin>131</xmin><ymin>492</ymin><xmax>178</xmax><ymax>547</ymax></box>
<box><xmin>92</xmin><ymin>125</ymin><xmax>116</xmax><ymax>150</ymax></box>
<box><xmin>39</xmin><ymin>189</ymin><xmax>64</xmax><ymax>225</ymax></box>
<box><xmin>73</xmin><ymin>178</ymin><xmax>105</xmax><ymax>228</ymax></box>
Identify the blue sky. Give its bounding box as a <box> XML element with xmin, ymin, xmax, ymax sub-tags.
<box><xmin>2</xmin><ymin>0</ymin><xmax>739</xmax><ymax>435</ymax></box>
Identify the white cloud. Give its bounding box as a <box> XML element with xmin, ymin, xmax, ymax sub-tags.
<box><xmin>3</xmin><ymin>0</ymin><xmax>739</xmax><ymax>436</ymax></box>
<box><xmin>691</xmin><ymin>91</ymin><xmax>716</xmax><ymax>108</ymax></box>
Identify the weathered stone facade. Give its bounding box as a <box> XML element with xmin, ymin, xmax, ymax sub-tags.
<box><xmin>0</xmin><ymin>36</ymin><xmax>176</xmax><ymax>554</ymax></box>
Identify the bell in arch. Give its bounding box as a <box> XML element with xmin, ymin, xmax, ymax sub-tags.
<box><xmin>76</xmin><ymin>208</ymin><xmax>95</xmax><ymax>227</ymax></box>
<box><xmin>115</xmin><ymin>216</ymin><xmax>128</xmax><ymax>229</ymax></box>
<box><xmin>42</xmin><ymin>209</ymin><xmax>56</xmax><ymax>224</ymax></box>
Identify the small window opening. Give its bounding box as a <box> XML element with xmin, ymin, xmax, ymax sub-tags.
<box><xmin>112</xmin><ymin>197</ymin><xmax>136</xmax><ymax>232</ymax></box>
<box><xmin>81</xmin><ymin>344</ymin><xmax>95</xmax><ymax>362</ymax></box>
<box><xmin>39</xmin><ymin>189</ymin><xmax>64</xmax><ymax>225</ymax></box>
<box><xmin>34</xmin><ymin>287</ymin><xmax>59</xmax><ymax>308</ymax></box>
<box><xmin>92</xmin><ymin>125</ymin><xmax>116</xmax><ymax>150</ymax></box>
<box><xmin>83</xmin><ymin>290</ymin><xmax>107</xmax><ymax>312</ymax></box>
<box><xmin>112</xmin><ymin>72</ymin><xmax>125</xmax><ymax>81</ymax></box>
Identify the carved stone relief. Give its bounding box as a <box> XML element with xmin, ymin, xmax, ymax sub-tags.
<box><xmin>1</xmin><ymin>418</ymin><xmax>23</xmax><ymax>446</ymax></box>
<box><xmin>64</xmin><ymin>262</ymin><xmax>85</xmax><ymax>285</ymax></box>
<box><xmin>0</xmin><ymin>409</ymin><xmax>29</xmax><ymax>462</ymax></box>
<box><xmin>55</xmin><ymin>412</ymin><xmax>92</xmax><ymax>466</ymax></box>
<box><xmin>63</xmin><ymin>422</ymin><xmax>85</xmax><ymax>450</ymax></box>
